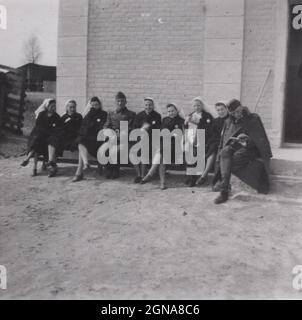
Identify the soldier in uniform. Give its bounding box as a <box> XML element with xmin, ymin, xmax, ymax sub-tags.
<box><xmin>141</xmin><ymin>103</ymin><xmax>184</xmax><ymax>190</ymax></box>
<box><xmin>72</xmin><ymin>96</ymin><xmax>107</xmax><ymax>182</ymax></box>
<box><xmin>132</xmin><ymin>97</ymin><xmax>161</xmax><ymax>183</ymax></box>
<box><xmin>100</xmin><ymin>91</ymin><xmax>136</xmax><ymax>179</ymax></box>
<box><xmin>213</xmin><ymin>99</ymin><xmax>272</xmax><ymax>204</ymax></box>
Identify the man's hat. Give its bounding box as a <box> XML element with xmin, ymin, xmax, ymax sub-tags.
<box><xmin>144</xmin><ymin>97</ymin><xmax>154</xmax><ymax>103</ymax></box>
<box><xmin>227</xmin><ymin>99</ymin><xmax>241</xmax><ymax>112</ymax></box>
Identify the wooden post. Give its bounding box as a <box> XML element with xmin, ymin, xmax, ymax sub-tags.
<box><xmin>3</xmin><ymin>70</ymin><xmax>26</xmax><ymax>135</ymax></box>
<box><xmin>0</xmin><ymin>73</ymin><xmax>7</xmax><ymax>136</ymax></box>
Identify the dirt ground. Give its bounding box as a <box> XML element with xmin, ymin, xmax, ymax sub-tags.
<box><xmin>1</xmin><ymin>155</ymin><xmax>302</xmax><ymax>300</ymax></box>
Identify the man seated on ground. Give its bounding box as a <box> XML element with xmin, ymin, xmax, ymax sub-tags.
<box><xmin>213</xmin><ymin>99</ymin><xmax>272</xmax><ymax>204</ymax></box>
<box><xmin>100</xmin><ymin>91</ymin><xmax>136</xmax><ymax>179</ymax></box>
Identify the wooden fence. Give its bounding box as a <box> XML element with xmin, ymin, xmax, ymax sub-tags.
<box><xmin>0</xmin><ymin>73</ymin><xmax>7</xmax><ymax>135</ymax></box>
<box><xmin>0</xmin><ymin>69</ymin><xmax>26</xmax><ymax>135</ymax></box>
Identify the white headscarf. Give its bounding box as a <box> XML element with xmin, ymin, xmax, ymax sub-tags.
<box><xmin>64</xmin><ymin>99</ymin><xmax>77</xmax><ymax>113</ymax></box>
<box><xmin>34</xmin><ymin>98</ymin><xmax>55</xmax><ymax>118</ymax></box>
<box><xmin>167</xmin><ymin>102</ymin><xmax>185</xmax><ymax>119</ymax></box>
<box><xmin>192</xmin><ymin>97</ymin><xmax>205</xmax><ymax>111</ymax></box>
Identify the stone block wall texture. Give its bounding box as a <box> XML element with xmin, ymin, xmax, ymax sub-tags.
<box><xmin>241</xmin><ymin>0</ymin><xmax>277</xmax><ymax>132</ymax></box>
<box><xmin>56</xmin><ymin>0</ymin><xmax>89</xmax><ymax>115</ymax></box>
<box><xmin>87</xmin><ymin>0</ymin><xmax>206</xmax><ymax>116</ymax></box>
<box><xmin>203</xmin><ymin>0</ymin><xmax>244</xmax><ymax>108</ymax></box>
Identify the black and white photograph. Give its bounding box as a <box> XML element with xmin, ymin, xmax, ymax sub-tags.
<box><xmin>1</xmin><ymin>0</ymin><xmax>302</xmax><ymax>303</ymax></box>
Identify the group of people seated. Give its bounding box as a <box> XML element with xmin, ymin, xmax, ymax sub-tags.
<box><xmin>20</xmin><ymin>91</ymin><xmax>272</xmax><ymax>204</ymax></box>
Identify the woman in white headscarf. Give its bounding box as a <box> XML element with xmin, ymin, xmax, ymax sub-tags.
<box><xmin>20</xmin><ymin>98</ymin><xmax>62</xmax><ymax>177</ymax></box>
<box><xmin>55</xmin><ymin>99</ymin><xmax>82</xmax><ymax>157</ymax></box>
<box><xmin>34</xmin><ymin>98</ymin><xmax>54</xmax><ymax>118</ymax></box>
<box><xmin>184</xmin><ymin>97</ymin><xmax>214</xmax><ymax>187</ymax></box>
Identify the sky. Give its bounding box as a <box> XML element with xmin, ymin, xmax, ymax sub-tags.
<box><xmin>0</xmin><ymin>0</ymin><xmax>59</xmax><ymax>67</ymax></box>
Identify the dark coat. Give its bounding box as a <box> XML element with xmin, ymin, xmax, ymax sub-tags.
<box><xmin>196</xmin><ymin>111</ymin><xmax>214</xmax><ymax>147</ymax></box>
<box><xmin>161</xmin><ymin>115</ymin><xmax>185</xmax><ymax>163</ymax></box>
<box><xmin>56</xmin><ymin>112</ymin><xmax>83</xmax><ymax>155</ymax></box>
<box><xmin>185</xmin><ymin>111</ymin><xmax>214</xmax><ymax>156</ymax></box>
<box><xmin>77</xmin><ymin>108</ymin><xmax>108</xmax><ymax>157</ymax></box>
<box><xmin>213</xmin><ymin>109</ymin><xmax>272</xmax><ymax>194</ymax></box>
<box><xmin>234</xmin><ymin>111</ymin><xmax>272</xmax><ymax>194</ymax></box>
<box><xmin>133</xmin><ymin>110</ymin><xmax>162</xmax><ymax>159</ymax></box>
<box><xmin>133</xmin><ymin>110</ymin><xmax>162</xmax><ymax>132</ymax></box>
<box><xmin>207</xmin><ymin>116</ymin><xmax>228</xmax><ymax>157</ymax></box>
<box><xmin>161</xmin><ymin>115</ymin><xmax>184</xmax><ymax>132</ymax></box>
<box><xmin>239</xmin><ymin>111</ymin><xmax>272</xmax><ymax>160</ymax></box>
<box><xmin>27</xmin><ymin>110</ymin><xmax>62</xmax><ymax>158</ymax></box>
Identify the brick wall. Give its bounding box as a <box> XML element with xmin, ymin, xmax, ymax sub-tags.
<box><xmin>58</xmin><ymin>0</ymin><xmax>281</xmax><ymax>145</ymax></box>
<box><xmin>87</xmin><ymin>0</ymin><xmax>206</xmax><ymax>116</ymax></box>
<box><xmin>241</xmin><ymin>0</ymin><xmax>277</xmax><ymax>131</ymax></box>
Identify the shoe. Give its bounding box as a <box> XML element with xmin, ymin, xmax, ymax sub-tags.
<box><xmin>214</xmin><ymin>191</ymin><xmax>229</xmax><ymax>204</ymax></box>
<box><xmin>97</xmin><ymin>164</ymin><xmax>103</xmax><ymax>176</ymax></box>
<box><xmin>72</xmin><ymin>174</ymin><xmax>83</xmax><ymax>182</ymax></box>
<box><xmin>41</xmin><ymin>162</ymin><xmax>47</xmax><ymax>171</ymax></box>
<box><xmin>212</xmin><ymin>182</ymin><xmax>221</xmax><ymax>192</ymax></box>
<box><xmin>141</xmin><ymin>174</ymin><xmax>152</xmax><ymax>184</ymax></box>
<box><xmin>212</xmin><ymin>183</ymin><xmax>232</xmax><ymax>193</ymax></box>
<box><xmin>188</xmin><ymin>176</ymin><xmax>196</xmax><ymax>187</ymax></box>
<box><xmin>160</xmin><ymin>183</ymin><xmax>167</xmax><ymax>190</ymax></box>
<box><xmin>111</xmin><ymin>166</ymin><xmax>120</xmax><ymax>179</ymax></box>
<box><xmin>48</xmin><ymin>163</ymin><xmax>58</xmax><ymax>178</ymax></box>
<box><xmin>83</xmin><ymin>163</ymin><xmax>91</xmax><ymax>171</ymax></box>
<box><xmin>105</xmin><ymin>165</ymin><xmax>113</xmax><ymax>179</ymax></box>
<box><xmin>134</xmin><ymin>176</ymin><xmax>142</xmax><ymax>184</ymax></box>
<box><xmin>21</xmin><ymin>159</ymin><xmax>29</xmax><ymax>167</ymax></box>
<box><xmin>185</xmin><ymin>176</ymin><xmax>191</xmax><ymax>185</ymax></box>
<box><xmin>31</xmin><ymin>169</ymin><xmax>37</xmax><ymax>177</ymax></box>
<box><xmin>196</xmin><ymin>176</ymin><xmax>207</xmax><ymax>186</ymax></box>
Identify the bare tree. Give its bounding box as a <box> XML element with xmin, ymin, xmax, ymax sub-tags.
<box><xmin>23</xmin><ymin>34</ymin><xmax>42</xmax><ymax>64</ymax></box>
